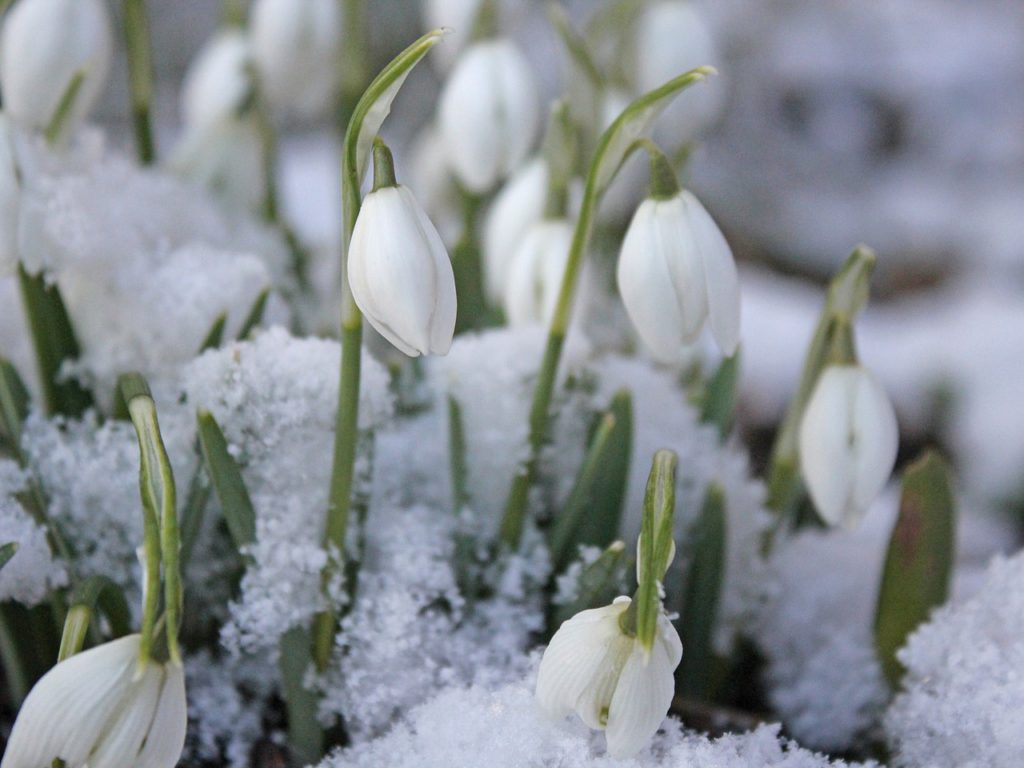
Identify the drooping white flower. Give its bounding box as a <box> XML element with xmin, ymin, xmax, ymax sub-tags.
<box><xmin>250</xmin><ymin>0</ymin><xmax>342</xmax><ymax>119</ymax></box>
<box><xmin>798</xmin><ymin>364</ymin><xmax>899</xmax><ymax>528</ymax></box>
<box><xmin>503</xmin><ymin>218</ymin><xmax>572</xmax><ymax>327</ymax></box>
<box><xmin>617</xmin><ymin>190</ymin><xmax>740</xmax><ymax>360</ymax></box>
<box><xmin>180</xmin><ymin>30</ymin><xmax>253</xmax><ymax>137</ymax></box>
<box><xmin>1</xmin><ymin>634</ymin><xmax>187</xmax><ymax>768</ymax></box>
<box><xmin>483</xmin><ymin>157</ymin><xmax>548</xmax><ymax>304</ymax></box>
<box><xmin>0</xmin><ymin>0</ymin><xmax>112</xmax><ymax>137</ymax></box>
<box><xmin>635</xmin><ymin>1</ymin><xmax>722</xmax><ymax>144</ymax></box>
<box><xmin>438</xmin><ymin>38</ymin><xmax>539</xmax><ymax>192</ymax></box>
<box><xmin>348</xmin><ymin>185</ymin><xmax>457</xmax><ymax>357</ymax></box>
<box><xmin>536</xmin><ymin>596</ymin><xmax>683</xmax><ymax>759</ymax></box>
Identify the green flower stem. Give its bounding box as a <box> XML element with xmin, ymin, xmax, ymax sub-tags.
<box><xmin>313</xmin><ymin>28</ymin><xmax>445</xmax><ymax>672</ymax></box>
<box><xmin>763</xmin><ymin>245</ymin><xmax>876</xmax><ymax>538</ymax></box>
<box><xmin>122</xmin><ymin>0</ymin><xmax>156</xmax><ymax>165</ymax></box>
<box><xmin>122</xmin><ymin>374</ymin><xmax>181</xmax><ymax>666</ymax></box>
<box><xmin>498</xmin><ymin>67</ymin><xmax>714</xmax><ymax>549</ymax></box>
<box><xmin>337</xmin><ymin>0</ymin><xmax>368</xmax><ymax>127</ymax></box>
<box><xmin>221</xmin><ymin>0</ymin><xmax>247</xmax><ymax>27</ymax></box>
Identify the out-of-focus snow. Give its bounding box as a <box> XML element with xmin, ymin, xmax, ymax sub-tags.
<box><xmin>752</xmin><ymin>489</ymin><xmax>1014</xmax><ymax>751</ymax></box>
<box><xmin>885</xmin><ymin>550</ymin><xmax>1024</xmax><ymax>768</ymax></box>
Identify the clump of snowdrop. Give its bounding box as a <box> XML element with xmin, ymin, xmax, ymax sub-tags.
<box><xmin>1</xmin><ymin>634</ymin><xmax>187</xmax><ymax>768</ymax></box>
<box><xmin>617</xmin><ymin>150</ymin><xmax>741</xmax><ymax>360</ymax></box>
<box><xmin>0</xmin><ymin>0</ymin><xmax>112</xmax><ymax>140</ymax></box>
<box><xmin>249</xmin><ymin>0</ymin><xmax>342</xmax><ymax>120</ymax></box>
<box><xmin>348</xmin><ymin>140</ymin><xmax>457</xmax><ymax>357</ymax></box>
<box><xmin>439</xmin><ymin>37</ymin><xmax>539</xmax><ymax>192</ymax></box>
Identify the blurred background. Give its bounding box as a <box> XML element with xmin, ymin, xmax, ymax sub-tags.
<box><xmin>90</xmin><ymin>0</ymin><xmax>1024</xmax><ymax>511</ymax></box>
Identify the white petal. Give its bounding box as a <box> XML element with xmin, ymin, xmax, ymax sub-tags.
<box><xmin>483</xmin><ymin>158</ymin><xmax>548</xmax><ymax>304</ymax></box>
<box><xmin>605</xmin><ymin>620</ymin><xmax>681</xmax><ymax>759</ymax></box>
<box><xmin>504</xmin><ymin>219</ymin><xmax>572</xmax><ymax>327</ymax></box>
<box><xmin>535</xmin><ymin>599</ymin><xmax>630</xmax><ymax>720</ymax></box>
<box><xmin>407</xmin><ymin>186</ymin><xmax>458</xmax><ymax>355</ymax></box>
<box><xmin>683</xmin><ymin>191</ymin><xmax>740</xmax><ymax>355</ymax></box>
<box><xmin>1</xmin><ymin>635</ymin><xmax>139</xmax><ymax>768</ymax></box>
<box><xmin>573</xmin><ymin>632</ymin><xmax>634</xmax><ymax>730</ymax></box>
<box><xmin>137</xmin><ymin>662</ymin><xmax>188</xmax><ymax>768</ymax></box>
<box><xmin>180</xmin><ymin>31</ymin><xmax>252</xmax><ymax>134</ymax></box>
<box><xmin>848</xmin><ymin>368</ymin><xmax>899</xmax><ymax>525</ymax></box>
<box><xmin>87</xmin><ymin>663</ymin><xmax>163</xmax><ymax>768</ymax></box>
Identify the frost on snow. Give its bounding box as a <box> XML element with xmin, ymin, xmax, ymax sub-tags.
<box><xmin>752</xmin><ymin>491</ymin><xmax>1014</xmax><ymax>751</ymax></box>
<box><xmin>182</xmin><ymin>327</ymin><xmax>393</xmax><ymax>654</ymax></box>
<box><xmin>885</xmin><ymin>551</ymin><xmax>1024</xmax><ymax>768</ymax></box>
<box><xmin>0</xmin><ymin>459</ymin><xmax>66</xmax><ymax>604</ymax></box>
<box><xmin>319</xmin><ymin>672</ymin><xmax>876</xmax><ymax>768</ymax></box>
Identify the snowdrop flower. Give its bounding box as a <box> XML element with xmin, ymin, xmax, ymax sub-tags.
<box><xmin>0</xmin><ymin>0</ymin><xmax>112</xmax><ymax>137</ymax></box>
<box><xmin>180</xmin><ymin>30</ymin><xmax>253</xmax><ymax>136</ymax></box>
<box><xmin>504</xmin><ymin>218</ymin><xmax>572</xmax><ymax>327</ymax></box>
<box><xmin>536</xmin><ymin>595</ymin><xmax>683</xmax><ymax>759</ymax></box>
<box><xmin>635</xmin><ymin>1</ymin><xmax>722</xmax><ymax>144</ymax></box>
<box><xmin>439</xmin><ymin>38</ymin><xmax>539</xmax><ymax>192</ymax></box>
<box><xmin>798</xmin><ymin>364</ymin><xmax>899</xmax><ymax>528</ymax></box>
<box><xmin>250</xmin><ymin>0</ymin><xmax>342</xmax><ymax>119</ymax></box>
<box><xmin>349</xmin><ymin>141</ymin><xmax>457</xmax><ymax>357</ymax></box>
<box><xmin>1</xmin><ymin>634</ymin><xmax>187</xmax><ymax>768</ymax></box>
<box><xmin>617</xmin><ymin>188</ymin><xmax>740</xmax><ymax>360</ymax></box>
<box><xmin>483</xmin><ymin>157</ymin><xmax>548</xmax><ymax>304</ymax></box>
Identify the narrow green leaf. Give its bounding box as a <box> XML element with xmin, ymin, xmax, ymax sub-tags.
<box><xmin>551</xmin><ymin>540</ymin><xmax>628</xmax><ymax>630</ymax></box>
<box><xmin>631</xmin><ymin>449</ymin><xmax>677</xmax><ymax>650</ymax></box>
<box><xmin>44</xmin><ymin>69</ymin><xmax>85</xmax><ymax>145</ymax></box>
<box><xmin>0</xmin><ymin>541</ymin><xmax>18</xmax><ymax>571</ymax></box>
<box><xmin>178</xmin><ymin>454</ymin><xmax>212</xmax><ymax>567</ymax></box>
<box><xmin>279</xmin><ymin>627</ymin><xmax>324</xmax><ymax>764</ymax></box>
<box><xmin>448</xmin><ymin>396</ymin><xmax>469</xmax><ymax>513</ymax></box>
<box><xmin>678</xmin><ymin>484</ymin><xmax>726</xmax><ymax>699</ymax></box>
<box><xmin>198</xmin><ymin>312</ymin><xmax>228</xmax><ymax>352</ymax></box>
<box><xmin>16</xmin><ymin>265</ymin><xmax>93</xmax><ymax>417</ymax></box>
<box><xmin>0</xmin><ymin>358</ymin><xmax>30</xmax><ymax>456</ymax></box>
<box><xmin>196</xmin><ymin>409</ymin><xmax>256</xmax><ymax>554</ymax></box>
<box><xmin>58</xmin><ymin>575</ymin><xmax>132</xmax><ymax>661</ymax></box>
<box><xmin>549</xmin><ymin>390</ymin><xmax>632</xmax><ymax>572</ymax></box>
<box><xmin>451</xmin><ymin>237</ymin><xmax>487</xmax><ymax>334</ymax></box>
<box><xmin>700</xmin><ymin>353</ymin><xmax>740</xmax><ymax>440</ymax></box>
<box><xmin>874</xmin><ymin>450</ymin><xmax>956</xmax><ymax>689</ymax></box>
<box><xmin>236</xmin><ymin>287</ymin><xmax>270</xmax><ymax>341</ymax></box>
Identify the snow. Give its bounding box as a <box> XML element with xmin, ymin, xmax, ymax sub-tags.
<box><xmin>752</xmin><ymin>490</ymin><xmax>1014</xmax><ymax>751</ymax></box>
<box><xmin>885</xmin><ymin>551</ymin><xmax>1024</xmax><ymax>768</ymax></box>
<box><xmin>319</xmin><ymin>669</ymin><xmax>877</xmax><ymax>768</ymax></box>
<box><xmin>0</xmin><ymin>459</ymin><xmax>67</xmax><ymax>605</ymax></box>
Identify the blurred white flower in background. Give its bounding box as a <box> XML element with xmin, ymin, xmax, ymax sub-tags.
<box><xmin>439</xmin><ymin>38</ymin><xmax>539</xmax><ymax>192</ymax></box>
<box><xmin>0</xmin><ymin>0</ymin><xmax>112</xmax><ymax>139</ymax></box>
<box><xmin>504</xmin><ymin>218</ymin><xmax>573</xmax><ymax>327</ymax></box>
<box><xmin>250</xmin><ymin>0</ymin><xmax>342</xmax><ymax>120</ymax></box>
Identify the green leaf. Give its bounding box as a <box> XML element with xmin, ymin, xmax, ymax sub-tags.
<box><xmin>0</xmin><ymin>358</ymin><xmax>30</xmax><ymax>457</ymax></box>
<box><xmin>700</xmin><ymin>353</ymin><xmax>740</xmax><ymax>440</ymax></box>
<box><xmin>196</xmin><ymin>409</ymin><xmax>256</xmax><ymax>554</ymax></box>
<box><xmin>347</xmin><ymin>29</ymin><xmax>448</xmax><ymax>190</ymax></box>
<box><xmin>447</xmin><ymin>396</ymin><xmax>469</xmax><ymax>513</ymax></box>
<box><xmin>198</xmin><ymin>312</ymin><xmax>227</xmax><ymax>352</ymax></box>
<box><xmin>58</xmin><ymin>575</ymin><xmax>132</xmax><ymax>661</ymax></box>
<box><xmin>678</xmin><ymin>484</ymin><xmax>726</xmax><ymax>699</ymax></box>
<box><xmin>0</xmin><ymin>541</ymin><xmax>18</xmax><ymax>571</ymax></box>
<box><xmin>590</xmin><ymin>66</ymin><xmax>715</xmax><ymax>196</ymax></box>
<box><xmin>551</xmin><ymin>540</ymin><xmax>628</xmax><ymax>631</ymax></box>
<box><xmin>16</xmin><ymin>265</ymin><xmax>93</xmax><ymax>417</ymax></box>
<box><xmin>451</xmin><ymin>236</ymin><xmax>487</xmax><ymax>334</ymax></box>
<box><xmin>874</xmin><ymin>450</ymin><xmax>956</xmax><ymax>689</ymax></box>
<box><xmin>549</xmin><ymin>390</ymin><xmax>632</xmax><ymax>572</ymax></box>
<box><xmin>279</xmin><ymin>627</ymin><xmax>324</xmax><ymax>765</ymax></box>
<box><xmin>632</xmin><ymin>449</ymin><xmax>677</xmax><ymax>650</ymax></box>
<box><xmin>236</xmin><ymin>287</ymin><xmax>270</xmax><ymax>341</ymax></box>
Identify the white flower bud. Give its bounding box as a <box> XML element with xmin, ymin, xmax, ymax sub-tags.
<box><xmin>483</xmin><ymin>157</ymin><xmax>548</xmax><ymax>304</ymax></box>
<box><xmin>503</xmin><ymin>218</ymin><xmax>572</xmax><ymax>327</ymax></box>
<box><xmin>348</xmin><ymin>185</ymin><xmax>457</xmax><ymax>357</ymax></box>
<box><xmin>617</xmin><ymin>190</ymin><xmax>740</xmax><ymax>360</ymax></box>
<box><xmin>438</xmin><ymin>38</ymin><xmax>539</xmax><ymax>192</ymax></box>
<box><xmin>635</xmin><ymin>1</ymin><xmax>723</xmax><ymax>144</ymax></box>
<box><xmin>0</xmin><ymin>0</ymin><xmax>112</xmax><ymax>136</ymax></box>
<box><xmin>798</xmin><ymin>364</ymin><xmax>899</xmax><ymax>528</ymax></box>
<box><xmin>180</xmin><ymin>30</ymin><xmax>253</xmax><ymax>136</ymax></box>
<box><xmin>1</xmin><ymin>635</ymin><xmax>186</xmax><ymax>768</ymax></box>
<box><xmin>536</xmin><ymin>596</ymin><xmax>683</xmax><ymax>759</ymax></box>
<box><xmin>250</xmin><ymin>0</ymin><xmax>342</xmax><ymax>119</ymax></box>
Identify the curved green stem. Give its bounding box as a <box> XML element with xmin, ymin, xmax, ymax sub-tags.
<box><xmin>122</xmin><ymin>0</ymin><xmax>156</xmax><ymax>164</ymax></box>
